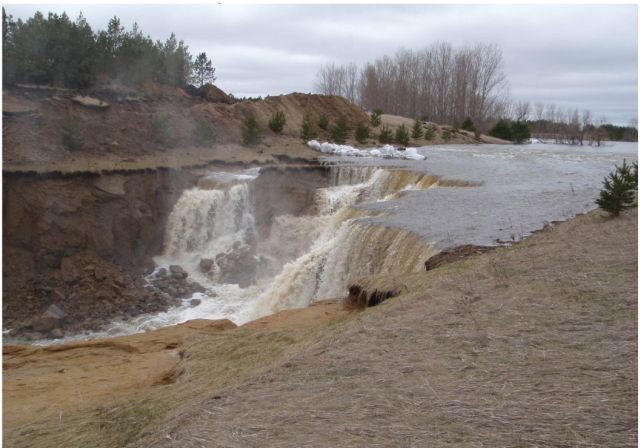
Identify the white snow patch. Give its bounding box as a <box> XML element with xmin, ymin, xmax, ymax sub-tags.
<box><xmin>307</xmin><ymin>140</ymin><xmax>425</xmax><ymax>160</ymax></box>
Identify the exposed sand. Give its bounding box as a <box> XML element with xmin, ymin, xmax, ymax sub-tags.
<box><xmin>3</xmin><ymin>301</ymin><xmax>349</xmax><ymax>433</ymax></box>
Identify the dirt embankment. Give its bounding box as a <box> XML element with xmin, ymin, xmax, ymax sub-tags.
<box><xmin>3</xmin><ymin>83</ymin><xmax>507</xmax><ymax>175</ymax></box>
<box><xmin>3</xmin><ymin>169</ymin><xmax>195</xmax><ymax>338</ymax></box>
<box><xmin>3</xmin><ymin>163</ymin><xmax>331</xmax><ymax>339</ymax></box>
<box><xmin>3</xmin><ymin>209</ymin><xmax>636</xmax><ymax>448</ymax></box>
<box><xmin>2</xmin><ymin>83</ymin><xmax>369</xmax><ymax>173</ymax></box>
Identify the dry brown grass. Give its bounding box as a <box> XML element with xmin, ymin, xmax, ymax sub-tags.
<box><xmin>135</xmin><ymin>209</ymin><xmax>637</xmax><ymax>447</ymax></box>
<box><xmin>3</xmin><ymin>310</ymin><xmax>349</xmax><ymax>448</ymax></box>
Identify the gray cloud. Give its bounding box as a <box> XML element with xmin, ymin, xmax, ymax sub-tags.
<box><xmin>4</xmin><ymin>3</ymin><xmax>637</xmax><ymax>124</ymax></box>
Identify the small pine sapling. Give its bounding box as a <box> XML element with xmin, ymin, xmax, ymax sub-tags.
<box><xmin>243</xmin><ymin>115</ymin><xmax>261</xmax><ymax>145</ymax></box>
<box><xmin>268</xmin><ymin>110</ymin><xmax>286</xmax><ymax>134</ymax></box>
<box><xmin>355</xmin><ymin>122</ymin><xmax>370</xmax><ymax>144</ymax></box>
<box><xmin>411</xmin><ymin>120</ymin><xmax>423</xmax><ymax>140</ymax></box>
<box><xmin>300</xmin><ymin>115</ymin><xmax>317</xmax><ymax>142</ymax></box>
<box><xmin>395</xmin><ymin>124</ymin><xmax>410</xmax><ymax>146</ymax></box>
<box><xmin>596</xmin><ymin>159</ymin><xmax>638</xmax><ymax>216</ymax></box>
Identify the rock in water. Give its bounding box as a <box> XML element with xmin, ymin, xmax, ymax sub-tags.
<box><xmin>31</xmin><ymin>304</ymin><xmax>67</xmax><ymax>332</ymax></box>
<box><xmin>46</xmin><ymin>304</ymin><xmax>67</xmax><ymax>320</ymax></box>
<box><xmin>169</xmin><ymin>265</ymin><xmax>188</xmax><ymax>279</ymax></box>
<box><xmin>50</xmin><ymin>328</ymin><xmax>65</xmax><ymax>339</ymax></box>
<box><xmin>71</xmin><ymin>95</ymin><xmax>109</xmax><ymax>109</ymax></box>
<box><xmin>199</xmin><ymin>258</ymin><xmax>214</xmax><ymax>273</ymax></box>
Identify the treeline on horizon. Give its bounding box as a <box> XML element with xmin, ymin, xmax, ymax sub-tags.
<box><xmin>506</xmin><ymin>101</ymin><xmax>638</xmax><ymax>144</ymax></box>
<box><xmin>2</xmin><ymin>8</ymin><xmax>214</xmax><ymax>88</ymax></box>
<box><xmin>316</xmin><ymin>45</ymin><xmax>637</xmax><ymax>143</ymax></box>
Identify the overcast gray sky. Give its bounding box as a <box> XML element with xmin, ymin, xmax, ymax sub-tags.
<box><xmin>5</xmin><ymin>3</ymin><xmax>638</xmax><ymax>125</ymax></box>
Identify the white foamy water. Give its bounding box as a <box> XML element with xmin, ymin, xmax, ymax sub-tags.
<box><xmin>158</xmin><ymin>184</ymin><xmax>256</xmax><ymax>286</ymax></box>
<box><xmin>92</xmin><ymin>165</ymin><xmax>435</xmax><ymax>337</ymax></box>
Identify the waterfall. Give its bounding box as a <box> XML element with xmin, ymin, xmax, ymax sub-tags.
<box><xmin>164</xmin><ymin>184</ymin><xmax>255</xmax><ymax>257</ymax></box>
<box><xmin>328</xmin><ymin>165</ymin><xmax>378</xmax><ymax>186</ymax></box>
<box><xmin>250</xmin><ymin>216</ymin><xmax>436</xmax><ymax>319</ymax></box>
<box><xmin>155</xmin><ymin>171</ymin><xmax>259</xmax><ymax>287</ymax></box>
<box><xmin>119</xmin><ymin>165</ymin><xmax>441</xmax><ymax>333</ymax></box>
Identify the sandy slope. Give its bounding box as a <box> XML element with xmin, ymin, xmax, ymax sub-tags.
<box><xmin>3</xmin><ymin>209</ymin><xmax>636</xmax><ymax>447</ymax></box>
<box><xmin>3</xmin><ymin>300</ymin><xmax>349</xmax><ymax>438</ymax></box>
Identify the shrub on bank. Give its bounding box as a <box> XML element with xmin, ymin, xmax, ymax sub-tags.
<box><xmin>488</xmin><ymin>118</ymin><xmax>531</xmax><ymax>144</ymax></box>
<box><xmin>300</xmin><ymin>115</ymin><xmax>317</xmax><ymax>142</ymax></box>
<box><xmin>192</xmin><ymin>117</ymin><xmax>216</xmax><ymax>147</ymax></box>
<box><xmin>318</xmin><ymin>114</ymin><xmax>330</xmax><ymax>130</ymax></box>
<box><xmin>331</xmin><ymin>116</ymin><xmax>350</xmax><ymax>144</ymax></box>
<box><xmin>151</xmin><ymin>114</ymin><xmax>174</xmax><ymax>148</ymax></box>
<box><xmin>395</xmin><ymin>124</ymin><xmax>410</xmax><ymax>146</ymax></box>
<box><xmin>461</xmin><ymin>117</ymin><xmax>475</xmax><ymax>132</ymax></box>
<box><xmin>596</xmin><ymin>160</ymin><xmax>638</xmax><ymax>216</ymax></box>
<box><xmin>378</xmin><ymin>126</ymin><xmax>393</xmax><ymax>144</ymax></box>
<box><xmin>243</xmin><ymin>115</ymin><xmax>261</xmax><ymax>145</ymax></box>
<box><xmin>511</xmin><ymin>121</ymin><xmax>531</xmax><ymax>144</ymax></box>
<box><xmin>411</xmin><ymin>120</ymin><xmax>423</xmax><ymax>140</ymax></box>
<box><xmin>488</xmin><ymin>119</ymin><xmax>511</xmax><ymax>141</ymax></box>
<box><xmin>355</xmin><ymin>122</ymin><xmax>370</xmax><ymax>144</ymax></box>
<box><xmin>371</xmin><ymin>109</ymin><xmax>383</xmax><ymax>127</ymax></box>
<box><xmin>61</xmin><ymin>116</ymin><xmax>84</xmax><ymax>151</ymax></box>
<box><xmin>423</xmin><ymin>124</ymin><xmax>436</xmax><ymax>140</ymax></box>
<box><xmin>268</xmin><ymin>110</ymin><xmax>286</xmax><ymax>134</ymax></box>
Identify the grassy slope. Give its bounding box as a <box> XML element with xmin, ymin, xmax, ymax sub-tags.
<box><xmin>4</xmin><ymin>209</ymin><xmax>637</xmax><ymax>447</ymax></box>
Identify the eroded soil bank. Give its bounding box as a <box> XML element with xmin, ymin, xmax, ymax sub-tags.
<box><xmin>3</xmin><ymin>164</ymin><xmax>330</xmax><ymax>339</ymax></box>
<box><xmin>3</xmin><ymin>208</ymin><xmax>636</xmax><ymax>448</ymax></box>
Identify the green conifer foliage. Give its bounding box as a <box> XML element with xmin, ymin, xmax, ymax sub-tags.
<box><xmin>411</xmin><ymin>120</ymin><xmax>423</xmax><ymax>140</ymax></box>
<box><xmin>596</xmin><ymin>160</ymin><xmax>638</xmax><ymax>216</ymax></box>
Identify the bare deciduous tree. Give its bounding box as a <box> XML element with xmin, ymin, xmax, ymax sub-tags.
<box><xmin>513</xmin><ymin>100</ymin><xmax>530</xmax><ymax>122</ymax></box>
<box><xmin>315</xmin><ymin>42</ymin><xmax>509</xmax><ymax>130</ymax></box>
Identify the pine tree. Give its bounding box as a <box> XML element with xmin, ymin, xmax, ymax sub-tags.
<box><xmin>511</xmin><ymin>121</ymin><xmax>531</xmax><ymax>144</ymax></box>
<box><xmin>61</xmin><ymin>116</ymin><xmax>84</xmax><ymax>151</ymax></box>
<box><xmin>395</xmin><ymin>124</ymin><xmax>410</xmax><ymax>146</ymax></box>
<box><xmin>355</xmin><ymin>122</ymin><xmax>370</xmax><ymax>144</ymax></box>
<box><xmin>488</xmin><ymin>119</ymin><xmax>513</xmax><ymax>141</ymax></box>
<box><xmin>300</xmin><ymin>115</ymin><xmax>317</xmax><ymax>141</ymax></box>
<box><xmin>423</xmin><ymin>124</ymin><xmax>436</xmax><ymax>140</ymax></box>
<box><xmin>378</xmin><ymin>126</ymin><xmax>393</xmax><ymax>144</ymax></box>
<box><xmin>371</xmin><ymin>109</ymin><xmax>383</xmax><ymax>127</ymax></box>
<box><xmin>268</xmin><ymin>110</ymin><xmax>286</xmax><ymax>134</ymax></box>
<box><xmin>596</xmin><ymin>160</ymin><xmax>638</xmax><ymax>216</ymax></box>
<box><xmin>242</xmin><ymin>115</ymin><xmax>261</xmax><ymax>145</ymax></box>
<box><xmin>461</xmin><ymin>117</ymin><xmax>475</xmax><ymax>132</ymax></box>
<box><xmin>411</xmin><ymin>120</ymin><xmax>423</xmax><ymax>140</ymax></box>
<box><xmin>318</xmin><ymin>114</ymin><xmax>329</xmax><ymax>130</ymax></box>
<box><xmin>331</xmin><ymin>116</ymin><xmax>350</xmax><ymax>144</ymax></box>
<box><xmin>192</xmin><ymin>117</ymin><xmax>216</xmax><ymax>146</ymax></box>
<box><xmin>191</xmin><ymin>52</ymin><xmax>216</xmax><ymax>87</ymax></box>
